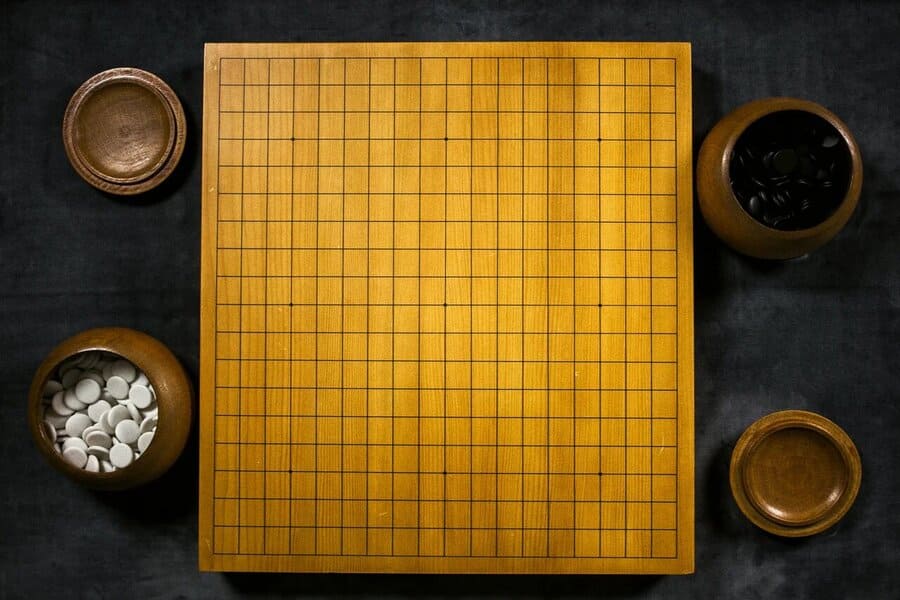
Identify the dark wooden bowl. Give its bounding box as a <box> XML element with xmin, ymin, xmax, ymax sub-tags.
<box><xmin>28</xmin><ymin>327</ymin><xmax>193</xmax><ymax>490</ymax></box>
<box><xmin>730</xmin><ymin>410</ymin><xmax>861</xmax><ymax>537</ymax></box>
<box><xmin>697</xmin><ymin>98</ymin><xmax>862</xmax><ymax>259</ymax></box>
<box><xmin>62</xmin><ymin>68</ymin><xmax>186</xmax><ymax>195</ymax></box>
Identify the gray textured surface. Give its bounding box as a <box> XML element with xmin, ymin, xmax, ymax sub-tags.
<box><xmin>2</xmin><ymin>1</ymin><xmax>899</xmax><ymax>597</ymax></box>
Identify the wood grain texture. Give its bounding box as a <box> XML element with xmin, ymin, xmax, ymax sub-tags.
<box><xmin>63</xmin><ymin>68</ymin><xmax>186</xmax><ymax>195</ymax></box>
<box><xmin>199</xmin><ymin>42</ymin><xmax>694</xmax><ymax>573</ymax></box>
<box><xmin>730</xmin><ymin>410</ymin><xmax>861</xmax><ymax>538</ymax></box>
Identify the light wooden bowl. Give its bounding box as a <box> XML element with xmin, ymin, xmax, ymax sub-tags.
<box><xmin>28</xmin><ymin>327</ymin><xmax>193</xmax><ymax>490</ymax></box>
<box><xmin>730</xmin><ymin>410</ymin><xmax>861</xmax><ymax>537</ymax></box>
<box><xmin>696</xmin><ymin>97</ymin><xmax>862</xmax><ymax>259</ymax></box>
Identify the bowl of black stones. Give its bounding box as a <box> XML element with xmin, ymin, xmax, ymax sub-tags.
<box><xmin>697</xmin><ymin>98</ymin><xmax>862</xmax><ymax>259</ymax></box>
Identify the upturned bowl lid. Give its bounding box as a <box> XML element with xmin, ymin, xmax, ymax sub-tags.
<box><xmin>730</xmin><ymin>410</ymin><xmax>861</xmax><ymax>537</ymax></box>
<box><xmin>63</xmin><ymin>68</ymin><xmax>186</xmax><ymax>195</ymax></box>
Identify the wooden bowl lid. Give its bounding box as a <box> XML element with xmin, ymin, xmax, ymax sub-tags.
<box><xmin>63</xmin><ymin>68</ymin><xmax>186</xmax><ymax>195</ymax></box>
<box><xmin>730</xmin><ymin>410</ymin><xmax>861</xmax><ymax>537</ymax></box>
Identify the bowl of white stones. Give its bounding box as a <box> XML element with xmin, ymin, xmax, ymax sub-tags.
<box><xmin>28</xmin><ymin>327</ymin><xmax>192</xmax><ymax>490</ymax></box>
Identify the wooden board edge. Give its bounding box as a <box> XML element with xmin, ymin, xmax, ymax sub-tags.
<box><xmin>202</xmin><ymin>41</ymin><xmax>694</xmax><ymax>60</ymax></box>
<box><xmin>674</xmin><ymin>42</ymin><xmax>695</xmax><ymax>574</ymax></box>
<box><xmin>198</xmin><ymin>42</ymin><xmax>221</xmax><ymax>572</ymax></box>
<box><xmin>201</xmin><ymin>554</ymin><xmax>695</xmax><ymax>575</ymax></box>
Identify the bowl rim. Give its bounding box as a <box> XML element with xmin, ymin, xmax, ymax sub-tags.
<box><xmin>717</xmin><ymin>97</ymin><xmax>863</xmax><ymax>240</ymax></box>
<box><xmin>62</xmin><ymin>67</ymin><xmax>187</xmax><ymax>196</ymax></box>
<box><xmin>730</xmin><ymin>409</ymin><xmax>861</xmax><ymax>537</ymax></box>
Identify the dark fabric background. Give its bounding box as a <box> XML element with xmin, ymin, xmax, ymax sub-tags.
<box><xmin>2</xmin><ymin>1</ymin><xmax>898</xmax><ymax>598</ymax></box>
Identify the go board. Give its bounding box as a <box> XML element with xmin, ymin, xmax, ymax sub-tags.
<box><xmin>199</xmin><ymin>42</ymin><xmax>694</xmax><ymax>574</ymax></box>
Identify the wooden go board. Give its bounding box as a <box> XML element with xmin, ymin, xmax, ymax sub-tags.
<box><xmin>199</xmin><ymin>42</ymin><xmax>694</xmax><ymax>574</ymax></box>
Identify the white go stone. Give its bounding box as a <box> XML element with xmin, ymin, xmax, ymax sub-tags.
<box><xmin>139</xmin><ymin>416</ymin><xmax>158</xmax><ymax>435</ymax></box>
<box><xmin>87</xmin><ymin>399</ymin><xmax>111</xmax><ymax>423</ymax></box>
<box><xmin>134</xmin><ymin>373</ymin><xmax>149</xmax><ymax>387</ymax></box>
<box><xmin>77</xmin><ymin>352</ymin><xmax>98</xmax><ymax>369</ymax></box>
<box><xmin>106</xmin><ymin>404</ymin><xmax>130</xmax><ymax>428</ymax></box>
<box><xmin>125</xmin><ymin>400</ymin><xmax>141</xmax><ymax>423</ymax></box>
<box><xmin>105</xmin><ymin>375</ymin><xmax>130</xmax><ymax>400</ymax></box>
<box><xmin>43</xmin><ymin>380</ymin><xmax>63</xmax><ymax>397</ymax></box>
<box><xmin>43</xmin><ymin>409</ymin><xmax>69</xmax><ymax>429</ymax></box>
<box><xmin>110</xmin><ymin>359</ymin><xmax>137</xmax><ymax>383</ymax></box>
<box><xmin>85</xmin><ymin>455</ymin><xmax>100</xmax><ymax>472</ymax></box>
<box><xmin>62</xmin><ymin>447</ymin><xmax>88</xmax><ymax>468</ymax></box>
<box><xmin>87</xmin><ymin>446</ymin><xmax>110</xmax><ymax>461</ymax></box>
<box><xmin>60</xmin><ymin>368</ymin><xmax>82</xmax><ymax>388</ymax></box>
<box><xmin>129</xmin><ymin>385</ymin><xmax>153</xmax><ymax>409</ymax></box>
<box><xmin>63</xmin><ymin>389</ymin><xmax>86</xmax><ymax>411</ymax></box>
<box><xmin>98</xmin><ymin>410</ymin><xmax>115</xmax><ymax>434</ymax></box>
<box><xmin>80</xmin><ymin>424</ymin><xmax>102</xmax><ymax>440</ymax></box>
<box><xmin>75</xmin><ymin>378</ymin><xmax>102</xmax><ymax>404</ymax></box>
<box><xmin>115</xmin><ymin>420</ymin><xmax>140</xmax><ymax>445</ymax></box>
<box><xmin>109</xmin><ymin>443</ymin><xmax>134</xmax><ymax>468</ymax></box>
<box><xmin>82</xmin><ymin>371</ymin><xmax>106</xmax><ymax>386</ymax></box>
<box><xmin>85</xmin><ymin>430</ymin><xmax>112</xmax><ymax>449</ymax></box>
<box><xmin>64</xmin><ymin>413</ymin><xmax>92</xmax><ymax>438</ymax></box>
<box><xmin>137</xmin><ymin>431</ymin><xmax>155</xmax><ymax>453</ymax></box>
<box><xmin>51</xmin><ymin>391</ymin><xmax>73</xmax><ymax>416</ymax></box>
<box><xmin>101</xmin><ymin>360</ymin><xmax>114</xmax><ymax>378</ymax></box>
<box><xmin>62</xmin><ymin>437</ymin><xmax>87</xmax><ymax>451</ymax></box>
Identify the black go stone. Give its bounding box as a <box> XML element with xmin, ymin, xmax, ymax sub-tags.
<box><xmin>729</xmin><ymin>110</ymin><xmax>851</xmax><ymax>231</ymax></box>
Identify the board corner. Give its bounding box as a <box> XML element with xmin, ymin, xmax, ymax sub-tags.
<box><xmin>204</xmin><ymin>43</ymin><xmax>222</xmax><ymax>63</ymax></box>
<box><xmin>677</xmin><ymin>554</ymin><xmax>695</xmax><ymax>575</ymax></box>
<box><xmin>198</xmin><ymin>537</ymin><xmax>215</xmax><ymax>572</ymax></box>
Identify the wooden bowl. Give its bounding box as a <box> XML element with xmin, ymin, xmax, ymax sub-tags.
<box><xmin>62</xmin><ymin>68</ymin><xmax>186</xmax><ymax>195</ymax></box>
<box><xmin>28</xmin><ymin>327</ymin><xmax>193</xmax><ymax>490</ymax></box>
<box><xmin>730</xmin><ymin>410</ymin><xmax>861</xmax><ymax>537</ymax></box>
<box><xmin>697</xmin><ymin>98</ymin><xmax>862</xmax><ymax>259</ymax></box>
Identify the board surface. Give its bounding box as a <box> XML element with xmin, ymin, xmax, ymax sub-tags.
<box><xmin>199</xmin><ymin>42</ymin><xmax>694</xmax><ymax>574</ymax></box>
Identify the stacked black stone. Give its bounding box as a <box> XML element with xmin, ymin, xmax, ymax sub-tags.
<box><xmin>729</xmin><ymin>110</ymin><xmax>851</xmax><ymax>231</ymax></box>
